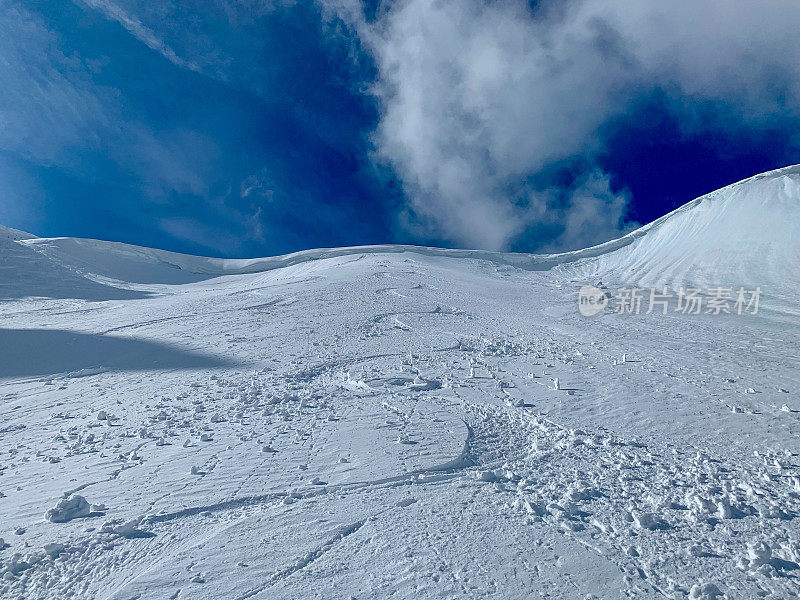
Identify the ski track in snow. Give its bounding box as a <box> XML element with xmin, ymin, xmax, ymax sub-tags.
<box><xmin>1</xmin><ymin>167</ymin><xmax>800</xmax><ymax>599</ymax></box>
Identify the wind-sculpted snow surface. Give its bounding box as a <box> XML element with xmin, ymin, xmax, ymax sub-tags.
<box><xmin>1</xmin><ymin>167</ymin><xmax>799</xmax><ymax>599</ymax></box>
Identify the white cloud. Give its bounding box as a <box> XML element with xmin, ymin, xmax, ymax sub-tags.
<box><xmin>327</xmin><ymin>0</ymin><xmax>800</xmax><ymax>250</ymax></box>
<box><xmin>542</xmin><ymin>171</ymin><xmax>637</xmax><ymax>252</ymax></box>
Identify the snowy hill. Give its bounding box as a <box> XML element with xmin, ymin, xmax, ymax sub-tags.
<box><xmin>1</xmin><ymin>167</ymin><xmax>799</xmax><ymax>600</ymax></box>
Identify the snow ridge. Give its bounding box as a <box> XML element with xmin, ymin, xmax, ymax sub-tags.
<box><xmin>10</xmin><ymin>164</ymin><xmax>800</xmax><ymax>295</ymax></box>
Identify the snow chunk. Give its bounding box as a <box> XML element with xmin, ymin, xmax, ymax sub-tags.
<box><xmin>45</xmin><ymin>495</ymin><xmax>91</xmax><ymax>523</ymax></box>
<box><xmin>101</xmin><ymin>517</ymin><xmax>149</xmax><ymax>538</ymax></box>
<box><xmin>632</xmin><ymin>511</ymin><xmax>661</xmax><ymax>530</ymax></box>
<box><xmin>747</xmin><ymin>541</ymin><xmax>773</xmax><ymax>570</ymax></box>
<box><xmin>43</xmin><ymin>543</ymin><xmax>65</xmax><ymax>558</ymax></box>
<box><xmin>689</xmin><ymin>583</ymin><xmax>723</xmax><ymax>599</ymax></box>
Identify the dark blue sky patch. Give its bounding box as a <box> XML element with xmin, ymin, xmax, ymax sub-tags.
<box><xmin>599</xmin><ymin>91</ymin><xmax>800</xmax><ymax>226</ymax></box>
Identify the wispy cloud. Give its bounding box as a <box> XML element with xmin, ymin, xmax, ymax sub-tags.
<box><xmin>75</xmin><ymin>0</ymin><xmax>200</xmax><ymax>71</ymax></box>
<box><xmin>0</xmin><ymin>4</ymin><xmax>109</xmax><ymax>162</ymax></box>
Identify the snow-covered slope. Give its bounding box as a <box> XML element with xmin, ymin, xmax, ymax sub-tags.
<box><xmin>0</xmin><ymin>225</ymin><xmax>146</xmax><ymax>301</ymax></box>
<box><xmin>1</xmin><ymin>167</ymin><xmax>799</xmax><ymax>600</ymax></box>
<box><xmin>557</xmin><ymin>164</ymin><xmax>800</xmax><ymax>297</ymax></box>
<box><xmin>0</xmin><ymin>225</ymin><xmax>37</xmax><ymax>242</ymax></box>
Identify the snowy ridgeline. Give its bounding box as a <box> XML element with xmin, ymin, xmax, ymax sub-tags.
<box><xmin>10</xmin><ymin>164</ymin><xmax>800</xmax><ymax>292</ymax></box>
<box><xmin>0</xmin><ymin>166</ymin><xmax>799</xmax><ymax>599</ymax></box>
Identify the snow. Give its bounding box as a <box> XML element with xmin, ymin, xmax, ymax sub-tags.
<box><xmin>0</xmin><ymin>166</ymin><xmax>799</xmax><ymax>598</ymax></box>
<box><xmin>43</xmin><ymin>496</ymin><xmax>91</xmax><ymax>523</ymax></box>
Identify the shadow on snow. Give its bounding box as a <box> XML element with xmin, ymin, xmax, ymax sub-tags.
<box><xmin>0</xmin><ymin>328</ymin><xmax>237</xmax><ymax>379</ymax></box>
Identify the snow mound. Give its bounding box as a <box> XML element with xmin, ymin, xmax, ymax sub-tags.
<box><xmin>44</xmin><ymin>495</ymin><xmax>90</xmax><ymax>523</ymax></box>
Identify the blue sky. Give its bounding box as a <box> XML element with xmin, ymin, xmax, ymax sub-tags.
<box><xmin>1</xmin><ymin>0</ymin><xmax>799</xmax><ymax>257</ymax></box>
